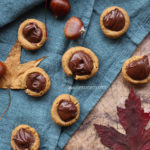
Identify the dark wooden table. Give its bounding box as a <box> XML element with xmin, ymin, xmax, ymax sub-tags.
<box><xmin>64</xmin><ymin>34</ymin><xmax>150</xmax><ymax>150</ymax></box>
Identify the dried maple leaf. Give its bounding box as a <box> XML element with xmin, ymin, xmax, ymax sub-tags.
<box><xmin>94</xmin><ymin>89</ymin><xmax>150</xmax><ymax>150</ymax></box>
<box><xmin>0</xmin><ymin>41</ymin><xmax>46</xmax><ymax>89</ymax></box>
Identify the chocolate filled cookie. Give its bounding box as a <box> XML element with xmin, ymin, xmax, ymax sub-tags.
<box><xmin>11</xmin><ymin>124</ymin><xmax>40</xmax><ymax>150</ymax></box>
<box><xmin>100</xmin><ymin>6</ymin><xmax>130</xmax><ymax>38</ymax></box>
<box><xmin>23</xmin><ymin>67</ymin><xmax>51</xmax><ymax>97</ymax></box>
<box><xmin>122</xmin><ymin>56</ymin><xmax>150</xmax><ymax>84</ymax></box>
<box><xmin>51</xmin><ymin>94</ymin><xmax>80</xmax><ymax>126</ymax></box>
<box><xmin>18</xmin><ymin>19</ymin><xmax>47</xmax><ymax>50</ymax></box>
<box><xmin>62</xmin><ymin>47</ymin><xmax>99</xmax><ymax>80</ymax></box>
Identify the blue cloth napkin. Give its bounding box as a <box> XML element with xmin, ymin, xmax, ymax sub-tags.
<box><xmin>0</xmin><ymin>0</ymin><xmax>150</xmax><ymax>149</ymax></box>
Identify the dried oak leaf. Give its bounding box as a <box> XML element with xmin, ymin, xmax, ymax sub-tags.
<box><xmin>94</xmin><ymin>89</ymin><xmax>150</xmax><ymax>150</ymax></box>
<box><xmin>0</xmin><ymin>41</ymin><xmax>46</xmax><ymax>89</ymax></box>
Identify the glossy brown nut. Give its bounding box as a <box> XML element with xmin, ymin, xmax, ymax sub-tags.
<box><xmin>64</xmin><ymin>17</ymin><xmax>85</xmax><ymax>40</ymax></box>
<box><xmin>0</xmin><ymin>62</ymin><xmax>6</xmax><ymax>77</ymax></box>
<box><xmin>49</xmin><ymin>0</ymin><xmax>71</xmax><ymax>17</ymax></box>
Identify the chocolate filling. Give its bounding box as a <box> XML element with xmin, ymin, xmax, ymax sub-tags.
<box><xmin>13</xmin><ymin>128</ymin><xmax>35</xmax><ymax>150</ymax></box>
<box><xmin>126</xmin><ymin>56</ymin><xmax>150</xmax><ymax>80</ymax></box>
<box><xmin>57</xmin><ymin>99</ymin><xmax>77</xmax><ymax>122</ymax></box>
<box><xmin>69</xmin><ymin>51</ymin><xmax>93</xmax><ymax>76</ymax></box>
<box><xmin>26</xmin><ymin>72</ymin><xmax>46</xmax><ymax>92</ymax></box>
<box><xmin>103</xmin><ymin>8</ymin><xmax>125</xmax><ymax>31</ymax></box>
<box><xmin>23</xmin><ymin>22</ymin><xmax>42</xmax><ymax>43</ymax></box>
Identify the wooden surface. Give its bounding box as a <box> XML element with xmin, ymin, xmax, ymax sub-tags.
<box><xmin>64</xmin><ymin>33</ymin><xmax>150</xmax><ymax>150</ymax></box>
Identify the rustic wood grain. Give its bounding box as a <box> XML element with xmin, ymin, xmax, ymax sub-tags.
<box><xmin>64</xmin><ymin>33</ymin><xmax>150</xmax><ymax>150</ymax></box>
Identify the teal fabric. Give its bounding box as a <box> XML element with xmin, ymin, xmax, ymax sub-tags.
<box><xmin>0</xmin><ymin>0</ymin><xmax>150</xmax><ymax>149</ymax></box>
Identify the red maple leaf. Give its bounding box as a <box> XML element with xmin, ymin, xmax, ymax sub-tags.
<box><xmin>94</xmin><ymin>89</ymin><xmax>150</xmax><ymax>150</ymax></box>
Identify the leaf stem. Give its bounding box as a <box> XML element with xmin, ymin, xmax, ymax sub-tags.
<box><xmin>0</xmin><ymin>88</ymin><xmax>11</xmax><ymax>121</ymax></box>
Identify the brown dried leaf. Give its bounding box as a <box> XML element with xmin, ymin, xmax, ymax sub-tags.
<box><xmin>0</xmin><ymin>41</ymin><xmax>46</xmax><ymax>89</ymax></box>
